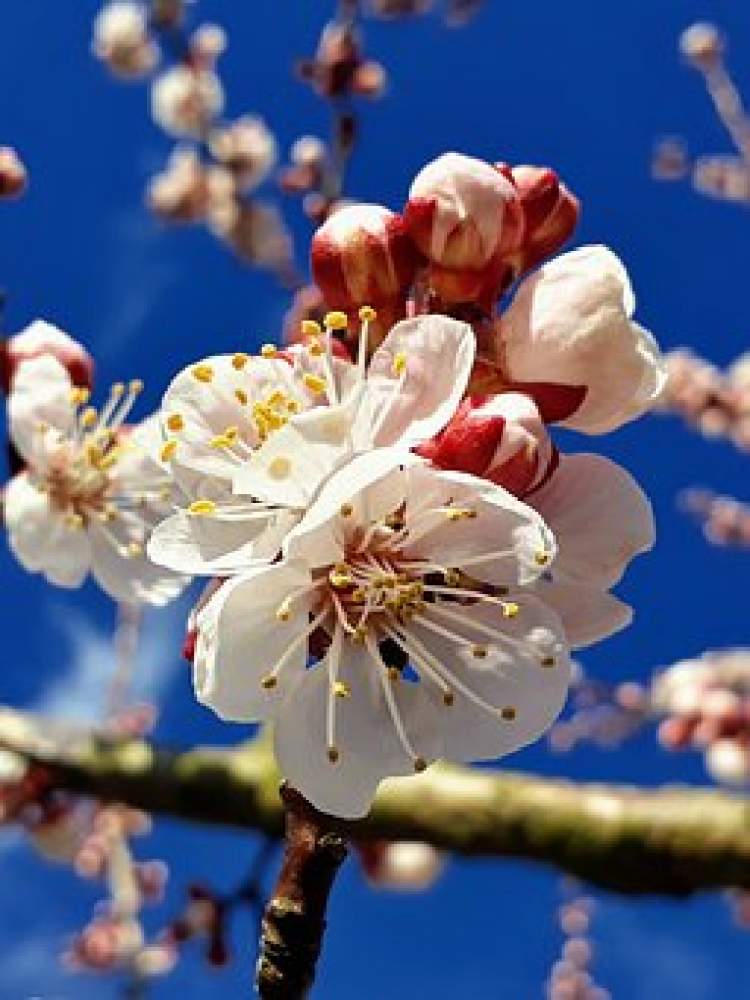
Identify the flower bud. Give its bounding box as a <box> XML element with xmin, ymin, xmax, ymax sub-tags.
<box><xmin>208</xmin><ymin>116</ymin><xmax>277</xmax><ymax>192</ymax></box>
<box><xmin>92</xmin><ymin>2</ymin><xmax>159</xmax><ymax>78</ymax></box>
<box><xmin>405</xmin><ymin>153</ymin><xmax>523</xmax><ymax>268</ymax></box>
<box><xmin>498</xmin><ymin>246</ymin><xmax>667</xmax><ymax>434</ymax></box>
<box><xmin>416</xmin><ymin>392</ymin><xmax>553</xmax><ymax>498</ymax></box>
<box><xmin>509</xmin><ymin>164</ymin><xmax>580</xmax><ymax>275</ymax></box>
<box><xmin>359</xmin><ymin>841</ymin><xmax>444</xmax><ymax>890</ymax></box>
<box><xmin>706</xmin><ymin>738</ymin><xmax>750</xmax><ymax>786</ymax></box>
<box><xmin>0</xmin><ymin>146</ymin><xmax>28</xmax><ymax>199</ymax></box>
<box><xmin>311</xmin><ymin>203</ymin><xmax>418</xmax><ymax>309</ymax></box>
<box><xmin>0</xmin><ymin>319</ymin><xmax>94</xmax><ymax>393</ymax></box>
<box><xmin>151</xmin><ymin>65</ymin><xmax>224</xmax><ymax>138</ymax></box>
<box><xmin>680</xmin><ymin>22</ymin><xmax>724</xmax><ymax>71</ymax></box>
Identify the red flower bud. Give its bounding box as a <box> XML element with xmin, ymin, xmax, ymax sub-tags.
<box><xmin>0</xmin><ymin>320</ymin><xmax>94</xmax><ymax>393</ymax></box>
<box><xmin>509</xmin><ymin>164</ymin><xmax>580</xmax><ymax>275</ymax></box>
<box><xmin>416</xmin><ymin>392</ymin><xmax>553</xmax><ymax>498</ymax></box>
<box><xmin>311</xmin><ymin>203</ymin><xmax>418</xmax><ymax>309</ymax></box>
<box><xmin>0</xmin><ymin>146</ymin><xmax>27</xmax><ymax>200</ymax></box>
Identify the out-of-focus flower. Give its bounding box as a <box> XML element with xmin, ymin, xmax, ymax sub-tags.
<box><xmin>359</xmin><ymin>840</ymin><xmax>444</xmax><ymax>889</ymax></box>
<box><xmin>0</xmin><ymin>145</ymin><xmax>28</xmax><ymax>199</ymax></box>
<box><xmin>367</xmin><ymin>0</ymin><xmax>434</xmax><ymax>17</ymax></box>
<box><xmin>681</xmin><ymin>489</ymin><xmax>750</xmax><ymax>548</ymax></box>
<box><xmin>4</xmin><ymin>351</ymin><xmax>188</xmax><ymax>604</ymax></box>
<box><xmin>706</xmin><ymin>738</ymin><xmax>750</xmax><ymax>785</ymax></box>
<box><xmin>298</xmin><ymin>21</ymin><xmax>386</xmax><ymax>100</ymax></box>
<box><xmin>208</xmin><ymin>200</ymin><xmax>294</xmax><ymax>275</ymax></box>
<box><xmin>193</xmin><ymin>449</ymin><xmax>569</xmax><ymax>818</ymax></box>
<box><xmin>151</xmin><ymin>65</ymin><xmax>224</xmax><ymax>138</ymax></box>
<box><xmin>189</xmin><ymin>23</ymin><xmax>227</xmax><ymax>66</ymax></box>
<box><xmin>92</xmin><ymin>1</ymin><xmax>159</xmax><ymax>78</ymax></box>
<box><xmin>509</xmin><ymin>165</ymin><xmax>580</xmax><ymax>275</ymax></box>
<box><xmin>0</xmin><ymin>319</ymin><xmax>94</xmax><ymax>393</ymax></box>
<box><xmin>495</xmin><ymin>246</ymin><xmax>667</xmax><ymax>434</ymax></box>
<box><xmin>693</xmin><ymin>155</ymin><xmax>750</xmax><ymax>204</ymax></box>
<box><xmin>651</xmin><ymin>137</ymin><xmax>690</xmax><ymax>181</ymax></box>
<box><xmin>404</xmin><ymin>152</ymin><xmax>524</xmax><ymax>306</ymax></box>
<box><xmin>311</xmin><ymin>204</ymin><xmax>419</xmax><ymax>344</ymax></box>
<box><xmin>208</xmin><ymin>116</ymin><xmax>277</xmax><ymax>192</ymax></box>
<box><xmin>680</xmin><ymin>22</ymin><xmax>724</xmax><ymax>71</ymax></box>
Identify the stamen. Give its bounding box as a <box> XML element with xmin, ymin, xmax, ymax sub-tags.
<box><xmin>301</xmin><ymin>319</ymin><xmax>322</xmax><ymax>337</ymax></box>
<box><xmin>188</xmin><ymin>499</ymin><xmax>217</xmax><ymax>516</ymax></box>
<box><xmin>324</xmin><ymin>311</ymin><xmax>348</xmax><ymax>331</ymax></box>
<box><xmin>234</xmin><ymin>388</ymin><xmax>248</xmax><ymax>405</ymax></box>
<box><xmin>232</xmin><ymin>353</ymin><xmax>249</xmax><ymax>370</ymax></box>
<box><xmin>261</xmin><ymin>343</ymin><xmax>277</xmax><ymax>358</ymax></box>
<box><xmin>268</xmin><ymin>456</ymin><xmax>292</xmax><ymax>480</ymax></box>
<box><xmin>192</xmin><ymin>364</ymin><xmax>214</xmax><ymax>383</ymax></box>
<box><xmin>302</xmin><ymin>373</ymin><xmax>327</xmax><ymax>395</ymax></box>
<box><xmin>392</xmin><ymin>351</ymin><xmax>408</xmax><ymax>377</ymax></box>
<box><xmin>166</xmin><ymin>414</ymin><xmax>184</xmax><ymax>432</ymax></box>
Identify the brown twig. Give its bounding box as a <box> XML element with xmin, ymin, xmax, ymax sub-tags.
<box><xmin>256</xmin><ymin>785</ymin><xmax>348</xmax><ymax>999</ymax></box>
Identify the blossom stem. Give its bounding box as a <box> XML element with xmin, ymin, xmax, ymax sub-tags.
<box><xmin>256</xmin><ymin>784</ymin><xmax>348</xmax><ymax>999</ymax></box>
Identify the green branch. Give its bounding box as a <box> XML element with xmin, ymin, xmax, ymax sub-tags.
<box><xmin>3</xmin><ymin>707</ymin><xmax>750</xmax><ymax>896</ymax></box>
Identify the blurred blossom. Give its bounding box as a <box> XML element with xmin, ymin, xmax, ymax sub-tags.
<box><xmin>209</xmin><ymin>116</ymin><xmax>277</xmax><ymax>192</ymax></box>
<box><xmin>151</xmin><ymin>65</ymin><xmax>224</xmax><ymax>138</ymax></box>
<box><xmin>693</xmin><ymin>155</ymin><xmax>750</xmax><ymax>203</ymax></box>
<box><xmin>189</xmin><ymin>23</ymin><xmax>227</xmax><ymax>66</ymax></box>
<box><xmin>651</xmin><ymin>137</ymin><xmax>690</xmax><ymax>180</ymax></box>
<box><xmin>297</xmin><ymin>21</ymin><xmax>386</xmax><ymax>101</ymax></box>
<box><xmin>359</xmin><ymin>840</ymin><xmax>445</xmax><ymax>890</ymax></box>
<box><xmin>0</xmin><ymin>145</ymin><xmax>28</xmax><ymax>199</ymax></box>
<box><xmin>679</xmin><ymin>22</ymin><xmax>724</xmax><ymax>71</ymax></box>
<box><xmin>367</xmin><ymin>0</ymin><xmax>434</xmax><ymax>17</ymax></box>
<box><xmin>681</xmin><ymin>489</ymin><xmax>750</xmax><ymax>548</ymax></box>
<box><xmin>92</xmin><ymin>2</ymin><xmax>159</xmax><ymax>78</ymax></box>
<box><xmin>0</xmin><ymin>318</ymin><xmax>94</xmax><ymax>393</ymax></box>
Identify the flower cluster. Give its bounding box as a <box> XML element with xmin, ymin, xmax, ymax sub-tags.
<box><xmin>657</xmin><ymin>348</ymin><xmax>750</xmax><ymax>451</ymax></box>
<box><xmin>653</xmin><ymin>650</ymin><xmax>750</xmax><ymax>785</ymax></box>
<box><xmin>681</xmin><ymin>489</ymin><xmax>750</xmax><ymax>548</ymax></box>
<box><xmin>1</xmin><ymin>320</ymin><xmax>187</xmax><ymax>605</ymax></box>
<box><xmin>137</xmin><ymin>149</ymin><xmax>664</xmax><ymax>819</ymax></box>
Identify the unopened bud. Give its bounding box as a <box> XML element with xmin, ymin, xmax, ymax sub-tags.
<box><xmin>92</xmin><ymin>2</ymin><xmax>159</xmax><ymax>78</ymax></box>
<box><xmin>509</xmin><ymin>164</ymin><xmax>580</xmax><ymax>275</ymax></box>
<box><xmin>311</xmin><ymin>203</ymin><xmax>419</xmax><ymax>309</ymax></box>
<box><xmin>417</xmin><ymin>392</ymin><xmax>553</xmax><ymax>498</ymax></box>
<box><xmin>208</xmin><ymin>116</ymin><xmax>277</xmax><ymax>192</ymax></box>
<box><xmin>150</xmin><ymin>65</ymin><xmax>224</xmax><ymax>138</ymax></box>
<box><xmin>0</xmin><ymin>146</ymin><xmax>28</xmax><ymax>199</ymax></box>
<box><xmin>361</xmin><ymin>840</ymin><xmax>444</xmax><ymax>890</ymax></box>
<box><xmin>0</xmin><ymin>320</ymin><xmax>94</xmax><ymax>393</ymax></box>
<box><xmin>706</xmin><ymin>738</ymin><xmax>750</xmax><ymax>786</ymax></box>
<box><xmin>404</xmin><ymin>152</ymin><xmax>524</xmax><ymax>270</ymax></box>
<box><xmin>680</xmin><ymin>22</ymin><xmax>724</xmax><ymax>71</ymax></box>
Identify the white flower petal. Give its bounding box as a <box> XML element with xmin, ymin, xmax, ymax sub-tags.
<box><xmin>194</xmin><ymin>562</ymin><xmax>312</xmax><ymax>722</ymax></box>
<box><xmin>283</xmin><ymin>450</ymin><xmax>420</xmax><ymax>569</ymax></box>
<box><xmin>361</xmin><ymin>315</ymin><xmax>475</xmax><ymax>449</ymax></box>
<box><xmin>88</xmin><ymin>519</ymin><xmax>187</xmax><ymax>606</ymax></box>
<box><xmin>399</xmin><ymin>463</ymin><xmax>555</xmax><ymax>586</ymax></box>
<box><xmin>4</xmin><ymin>473</ymin><xmax>91</xmax><ymax>587</ymax></box>
<box><xmin>407</xmin><ymin>598</ymin><xmax>571</xmax><ymax>762</ymax></box>
<box><xmin>502</xmin><ymin>246</ymin><xmax>665</xmax><ymax>435</ymax></box>
<box><xmin>8</xmin><ymin>355</ymin><xmax>75</xmax><ymax>464</ymax></box>
<box><xmin>274</xmin><ymin>638</ymin><xmax>440</xmax><ymax>818</ymax></box>
<box><xmin>147</xmin><ymin>506</ymin><xmax>293</xmax><ymax>575</ymax></box>
<box><xmin>531</xmin><ymin>579</ymin><xmax>633</xmax><ymax>649</ymax></box>
<box><xmin>529</xmin><ymin>453</ymin><xmax>654</xmax><ymax>588</ymax></box>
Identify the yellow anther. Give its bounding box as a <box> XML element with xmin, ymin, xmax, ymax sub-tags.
<box><xmin>65</xmin><ymin>512</ymin><xmax>84</xmax><ymax>529</ymax></box>
<box><xmin>188</xmin><ymin>499</ymin><xmax>217</xmax><ymax>516</ymax></box>
<box><xmin>98</xmin><ymin>447</ymin><xmax>122</xmax><ymax>471</ymax></box>
<box><xmin>501</xmin><ymin>706</ymin><xmax>517</xmax><ymax>721</ymax></box>
<box><xmin>260</xmin><ymin>674</ymin><xmax>278</xmax><ymax>690</ymax></box>
<box><xmin>471</xmin><ymin>644</ymin><xmax>488</xmax><ymax>659</ymax></box>
<box><xmin>232</xmin><ymin>353</ymin><xmax>249</xmax><ymax>370</ymax></box>
<box><xmin>302</xmin><ymin>373</ymin><xmax>327</xmax><ymax>395</ymax></box>
<box><xmin>387</xmin><ymin>667</ymin><xmax>401</xmax><ymax>682</ymax></box>
<box><xmin>126</xmin><ymin>541</ymin><xmax>144</xmax><ymax>558</ymax></box>
<box><xmin>443</xmin><ymin>691</ymin><xmax>455</xmax><ymax>707</ymax></box>
<box><xmin>69</xmin><ymin>387</ymin><xmax>90</xmax><ymax>406</ymax></box>
<box><xmin>535</xmin><ymin>550</ymin><xmax>550</xmax><ymax>566</ymax></box>
<box><xmin>268</xmin><ymin>456</ymin><xmax>291</xmax><ymax>480</ymax></box>
<box><xmin>301</xmin><ymin>319</ymin><xmax>322</xmax><ymax>337</ymax></box>
<box><xmin>358</xmin><ymin>305</ymin><xmax>377</xmax><ymax>323</ymax></box>
<box><xmin>351</xmin><ymin>588</ymin><xmax>366</xmax><ymax>604</ymax></box>
<box><xmin>327</xmin><ymin>746</ymin><xmax>340</xmax><ymax>764</ymax></box>
<box><xmin>234</xmin><ymin>388</ymin><xmax>248</xmax><ymax>405</ymax></box>
<box><xmin>266</xmin><ymin>389</ymin><xmax>286</xmax><ymax>408</ymax></box>
<box><xmin>444</xmin><ymin>569</ymin><xmax>461</xmax><ymax>586</ymax></box>
<box><xmin>339</xmin><ymin>502</ymin><xmax>354</xmax><ymax>517</ymax></box>
<box><xmin>329</xmin><ymin>567</ymin><xmax>353</xmax><ymax>589</ymax></box>
<box><xmin>276</xmin><ymin>600</ymin><xmax>293</xmax><ymax>622</ymax></box>
<box><xmin>85</xmin><ymin>443</ymin><xmax>102</xmax><ymax>466</ymax></box>
<box><xmin>286</xmin><ymin>399</ymin><xmax>301</xmax><ymax>414</ymax></box>
<box><xmin>446</xmin><ymin>506</ymin><xmax>476</xmax><ymax>522</ymax></box>
<box><xmin>100</xmin><ymin>506</ymin><xmax>118</xmax><ymax>523</ymax></box>
<box><xmin>111</xmin><ymin>382</ymin><xmax>126</xmax><ymax>397</ymax></box>
<box><xmin>392</xmin><ymin>351</ymin><xmax>408</xmax><ymax>376</ymax></box>
<box><xmin>540</xmin><ymin>656</ymin><xmax>556</xmax><ymax>668</ymax></box>
<box><xmin>333</xmin><ymin>681</ymin><xmax>351</xmax><ymax>699</ymax></box>
<box><xmin>129</xmin><ymin>379</ymin><xmax>144</xmax><ymax>394</ymax></box>
<box><xmin>502</xmin><ymin>602</ymin><xmax>520</xmax><ymax>619</ymax></box>
<box><xmin>307</xmin><ymin>336</ymin><xmax>324</xmax><ymax>356</ymax></box>
<box><xmin>261</xmin><ymin>343</ymin><xmax>277</xmax><ymax>358</ymax></box>
<box><xmin>324</xmin><ymin>311</ymin><xmax>348</xmax><ymax>331</ymax></box>
<box><xmin>210</xmin><ymin>435</ymin><xmax>233</xmax><ymax>449</ymax></box>
<box><xmin>160</xmin><ymin>440</ymin><xmax>178</xmax><ymax>462</ymax></box>
<box><xmin>224</xmin><ymin>425</ymin><xmax>239</xmax><ymax>441</ymax></box>
<box><xmin>192</xmin><ymin>364</ymin><xmax>214</xmax><ymax>383</ymax></box>
<box><xmin>413</xmin><ymin>757</ymin><xmax>428</xmax><ymax>774</ymax></box>
<box><xmin>166</xmin><ymin>414</ymin><xmax>184</xmax><ymax>432</ymax></box>
<box><xmin>80</xmin><ymin>406</ymin><xmax>98</xmax><ymax>428</ymax></box>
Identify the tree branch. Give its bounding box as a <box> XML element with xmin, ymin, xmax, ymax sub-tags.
<box><xmin>3</xmin><ymin>706</ymin><xmax>750</xmax><ymax>897</ymax></box>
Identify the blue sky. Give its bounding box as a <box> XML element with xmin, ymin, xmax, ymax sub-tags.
<box><xmin>1</xmin><ymin>0</ymin><xmax>750</xmax><ymax>996</ymax></box>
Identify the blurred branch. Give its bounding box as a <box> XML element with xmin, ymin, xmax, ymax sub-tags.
<box><xmin>4</xmin><ymin>706</ymin><xmax>750</xmax><ymax>897</ymax></box>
